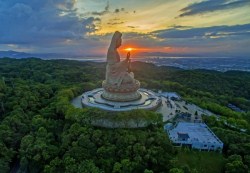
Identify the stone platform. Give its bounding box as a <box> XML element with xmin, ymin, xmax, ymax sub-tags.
<box><xmin>81</xmin><ymin>88</ymin><xmax>162</xmax><ymax>111</ymax></box>
<box><xmin>102</xmin><ymin>80</ymin><xmax>141</xmax><ymax>102</ymax></box>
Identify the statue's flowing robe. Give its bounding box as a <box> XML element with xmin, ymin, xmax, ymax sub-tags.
<box><xmin>106</xmin><ymin>49</ymin><xmax>134</xmax><ymax>87</ymax></box>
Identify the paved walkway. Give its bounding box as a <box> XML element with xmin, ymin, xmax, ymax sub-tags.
<box><xmin>71</xmin><ymin>94</ymin><xmax>83</xmax><ymax>108</ymax></box>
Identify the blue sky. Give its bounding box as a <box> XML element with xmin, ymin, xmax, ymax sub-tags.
<box><xmin>0</xmin><ymin>0</ymin><xmax>250</xmax><ymax>57</ymax></box>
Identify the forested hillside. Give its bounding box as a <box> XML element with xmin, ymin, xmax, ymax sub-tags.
<box><xmin>0</xmin><ymin>58</ymin><xmax>250</xmax><ymax>173</ymax></box>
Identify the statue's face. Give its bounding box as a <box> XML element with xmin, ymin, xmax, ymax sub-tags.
<box><xmin>116</xmin><ymin>37</ymin><xmax>122</xmax><ymax>48</ymax></box>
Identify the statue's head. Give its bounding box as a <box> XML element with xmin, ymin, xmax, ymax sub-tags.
<box><xmin>110</xmin><ymin>31</ymin><xmax>122</xmax><ymax>49</ymax></box>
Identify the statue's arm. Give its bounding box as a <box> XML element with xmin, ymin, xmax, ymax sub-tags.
<box><xmin>119</xmin><ymin>52</ymin><xmax>130</xmax><ymax>65</ymax></box>
<box><xmin>126</xmin><ymin>52</ymin><xmax>130</xmax><ymax>60</ymax></box>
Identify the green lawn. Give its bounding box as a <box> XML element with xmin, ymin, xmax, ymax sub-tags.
<box><xmin>174</xmin><ymin>148</ymin><xmax>225</xmax><ymax>173</ymax></box>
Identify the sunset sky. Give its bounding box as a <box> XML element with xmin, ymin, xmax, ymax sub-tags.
<box><xmin>0</xmin><ymin>0</ymin><xmax>250</xmax><ymax>58</ymax></box>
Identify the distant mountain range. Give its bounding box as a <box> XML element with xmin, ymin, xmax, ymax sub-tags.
<box><xmin>0</xmin><ymin>50</ymin><xmax>198</xmax><ymax>59</ymax></box>
<box><xmin>1</xmin><ymin>51</ymin><xmax>249</xmax><ymax>72</ymax></box>
<box><xmin>0</xmin><ymin>50</ymin><xmax>31</xmax><ymax>58</ymax></box>
<box><xmin>138</xmin><ymin>51</ymin><xmax>202</xmax><ymax>57</ymax></box>
<box><xmin>0</xmin><ymin>50</ymin><xmax>73</xmax><ymax>59</ymax></box>
<box><xmin>0</xmin><ymin>50</ymin><xmax>248</xmax><ymax>59</ymax></box>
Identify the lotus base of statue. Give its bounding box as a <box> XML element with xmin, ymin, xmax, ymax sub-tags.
<box><xmin>101</xmin><ymin>80</ymin><xmax>141</xmax><ymax>102</ymax></box>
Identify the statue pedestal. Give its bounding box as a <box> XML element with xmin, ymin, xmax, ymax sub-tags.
<box><xmin>101</xmin><ymin>80</ymin><xmax>141</xmax><ymax>102</ymax></box>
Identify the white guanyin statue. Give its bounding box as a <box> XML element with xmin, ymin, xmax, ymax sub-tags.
<box><xmin>106</xmin><ymin>31</ymin><xmax>135</xmax><ymax>87</ymax></box>
<box><xmin>102</xmin><ymin>31</ymin><xmax>141</xmax><ymax>102</ymax></box>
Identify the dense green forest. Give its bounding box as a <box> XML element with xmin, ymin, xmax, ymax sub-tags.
<box><xmin>0</xmin><ymin>58</ymin><xmax>250</xmax><ymax>173</ymax></box>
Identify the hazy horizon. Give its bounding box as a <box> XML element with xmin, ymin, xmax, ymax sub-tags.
<box><xmin>1</xmin><ymin>54</ymin><xmax>249</xmax><ymax>72</ymax></box>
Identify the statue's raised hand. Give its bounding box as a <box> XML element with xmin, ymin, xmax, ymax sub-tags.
<box><xmin>126</xmin><ymin>52</ymin><xmax>131</xmax><ymax>60</ymax></box>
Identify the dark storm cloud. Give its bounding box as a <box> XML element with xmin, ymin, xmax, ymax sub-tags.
<box><xmin>179</xmin><ymin>0</ymin><xmax>250</xmax><ymax>17</ymax></box>
<box><xmin>0</xmin><ymin>0</ymin><xmax>99</xmax><ymax>46</ymax></box>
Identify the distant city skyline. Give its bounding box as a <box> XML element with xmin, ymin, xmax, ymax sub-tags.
<box><xmin>0</xmin><ymin>0</ymin><xmax>250</xmax><ymax>58</ymax></box>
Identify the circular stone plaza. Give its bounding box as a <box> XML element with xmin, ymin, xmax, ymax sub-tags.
<box><xmin>81</xmin><ymin>87</ymin><xmax>162</xmax><ymax>111</ymax></box>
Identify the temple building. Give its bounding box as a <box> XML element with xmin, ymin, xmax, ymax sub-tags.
<box><xmin>166</xmin><ymin>122</ymin><xmax>223</xmax><ymax>152</ymax></box>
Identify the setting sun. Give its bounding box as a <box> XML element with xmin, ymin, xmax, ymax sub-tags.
<box><xmin>124</xmin><ymin>48</ymin><xmax>135</xmax><ymax>51</ymax></box>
